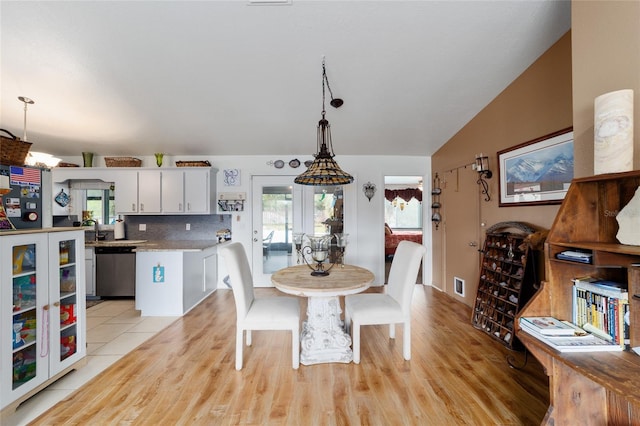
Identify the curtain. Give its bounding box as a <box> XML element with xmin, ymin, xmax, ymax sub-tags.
<box><xmin>384</xmin><ymin>188</ymin><xmax>422</xmax><ymax>203</ymax></box>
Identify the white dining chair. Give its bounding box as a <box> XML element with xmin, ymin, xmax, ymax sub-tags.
<box><xmin>219</xmin><ymin>242</ymin><xmax>301</xmax><ymax>370</ymax></box>
<box><xmin>344</xmin><ymin>240</ymin><xmax>426</xmax><ymax>363</ymax></box>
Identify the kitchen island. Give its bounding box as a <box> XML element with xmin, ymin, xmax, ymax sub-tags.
<box><xmin>133</xmin><ymin>240</ymin><xmax>225</xmax><ymax>316</ymax></box>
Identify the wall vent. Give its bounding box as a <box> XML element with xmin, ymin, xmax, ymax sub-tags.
<box><xmin>454</xmin><ymin>276</ymin><xmax>465</xmax><ymax>297</ymax></box>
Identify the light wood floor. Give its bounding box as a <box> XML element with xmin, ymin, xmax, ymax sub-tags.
<box><xmin>31</xmin><ymin>286</ymin><xmax>549</xmax><ymax>425</ymax></box>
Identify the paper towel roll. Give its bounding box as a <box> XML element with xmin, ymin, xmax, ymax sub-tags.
<box><xmin>114</xmin><ymin>219</ymin><xmax>125</xmax><ymax>240</ymax></box>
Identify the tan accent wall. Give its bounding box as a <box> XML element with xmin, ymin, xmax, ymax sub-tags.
<box><xmin>572</xmin><ymin>1</ymin><xmax>640</xmax><ymax>178</ymax></box>
<box><xmin>432</xmin><ymin>0</ymin><xmax>640</xmax><ymax>308</ymax></box>
<box><xmin>431</xmin><ymin>32</ymin><xmax>573</xmax><ymax>305</ymax></box>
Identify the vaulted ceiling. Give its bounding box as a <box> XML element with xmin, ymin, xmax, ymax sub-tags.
<box><xmin>0</xmin><ymin>1</ymin><xmax>571</xmax><ymax>158</ymax></box>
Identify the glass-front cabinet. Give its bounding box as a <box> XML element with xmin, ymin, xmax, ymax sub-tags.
<box><xmin>0</xmin><ymin>229</ymin><xmax>85</xmax><ymax>413</ymax></box>
<box><xmin>4</xmin><ymin>233</ymin><xmax>48</xmax><ymax>398</ymax></box>
<box><xmin>48</xmin><ymin>231</ymin><xmax>85</xmax><ymax>372</ymax></box>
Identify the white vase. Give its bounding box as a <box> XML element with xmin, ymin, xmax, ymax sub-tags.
<box><xmin>594</xmin><ymin>89</ymin><xmax>634</xmax><ymax>175</ymax></box>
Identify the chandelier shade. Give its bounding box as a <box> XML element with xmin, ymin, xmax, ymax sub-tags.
<box><xmin>294</xmin><ymin>118</ymin><xmax>354</xmax><ymax>185</ymax></box>
<box><xmin>295</xmin><ymin>59</ymin><xmax>353</xmax><ymax>186</ymax></box>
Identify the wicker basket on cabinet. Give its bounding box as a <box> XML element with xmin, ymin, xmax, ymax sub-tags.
<box><xmin>0</xmin><ymin>129</ymin><xmax>31</xmax><ymax>166</ymax></box>
<box><xmin>104</xmin><ymin>157</ymin><xmax>142</xmax><ymax>167</ymax></box>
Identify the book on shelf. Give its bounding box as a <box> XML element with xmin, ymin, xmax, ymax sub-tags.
<box><xmin>572</xmin><ymin>276</ymin><xmax>629</xmax><ymax>349</ymax></box>
<box><xmin>556</xmin><ymin>250</ymin><xmax>592</xmax><ymax>263</ymax></box>
<box><xmin>573</xmin><ymin>276</ymin><xmax>629</xmax><ymax>298</ymax></box>
<box><xmin>519</xmin><ymin>318</ymin><xmax>622</xmax><ymax>352</ymax></box>
<box><xmin>520</xmin><ymin>316</ymin><xmax>577</xmax><ymax>336</ymax></box>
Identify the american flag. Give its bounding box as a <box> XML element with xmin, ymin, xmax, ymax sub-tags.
<box><xmin>10</xmin><ymin>166</ymin><xmax>41</xmax><ymax>186</ymax></box>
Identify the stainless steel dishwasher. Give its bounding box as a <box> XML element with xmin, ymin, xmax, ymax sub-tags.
<box><xmin>95</xmin><ymin>246</ymin><xmax>136</xmax><ymax>297</ymax></box>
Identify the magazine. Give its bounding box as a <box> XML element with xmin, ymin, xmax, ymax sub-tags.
<box><xmin>519</xmin><ymin>319</ymin><xmax>622</xmax><ymax>352</ymax></box>
<box><xmin>519</xmin><ymin>316</ymin><xmax>577</xmax><ymax>336</ymax></box>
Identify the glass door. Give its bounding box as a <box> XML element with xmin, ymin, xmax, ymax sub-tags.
<box><xmin>49</xmin><ymin>232</ymin><xmax>84</xmax><ymax>374</ymax></box>
<box><xmin>251</xmin><ymin>176</ymin><xmax>345</xmax><ymax>285</ymax></box>
<box><xmin>252</xmin><ymin>176</ymin><xmax>302</xmax><ymax>285</ymax></box>
<box><xmin>11</xmin><ymin>243</ymin><xmax>39</xmax><ymax>390</ymax></box>
<box><xmin>307</xmin><ymin>186</ymin><xmax>344</xmax><ymax>264</ymax></box>
<box><xmin>2</xmin><ymin>233</ymin><xmax>48</xmax><ymax>402</ymax></box>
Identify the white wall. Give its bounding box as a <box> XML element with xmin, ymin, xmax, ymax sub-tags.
<box><xmin>57</xmin><ymin>154</ymin><xmax>431</xmax><ymax>286</ymax></box>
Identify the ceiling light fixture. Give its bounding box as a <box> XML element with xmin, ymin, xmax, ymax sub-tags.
<box><xmin>25</xmin><ymin>151</ymin><xmax>61</xmax><ymax>169</ymax></box>
<box><xmin>294</xmin><ymin>58</ymin><xmax>353</xmax><ymax>186</ymax></box>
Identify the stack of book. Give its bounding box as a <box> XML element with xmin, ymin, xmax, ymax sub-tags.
<box><xmin>556</xmin><ymin>250</ymin><xmax>593</xmax><ymax>264</ymax></box>
<box><xmin>519</xmin><ymin>316</ymin><xmax>622</xmax><ymax>352</ymax></box>
<box><xmin>572</xmin><ymin>276</ymin><xmax>629</xmax><ymax>349</ymax></box>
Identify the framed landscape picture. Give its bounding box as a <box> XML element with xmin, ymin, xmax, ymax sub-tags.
<box><xmin>498</xmin><ymin>127</ymin><xmax>574</xmax><ymax>207</ymax></box>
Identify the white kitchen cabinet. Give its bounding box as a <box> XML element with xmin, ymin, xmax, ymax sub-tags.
<box><xmin>157</xmin><ymin>169</ymin><xmax>214</xmax><ymax>214</ymax></box>
<box><xmin>158</xmin><ymin>168</ymin><xmax>216</xmax><ymax>214</ymax></box>
<box><xmin>0</xmin><ymin>229</ymin><xmax>86</xmax><ymax>415</ymax></box>
<box><xmin>113</xmin><ymin>169</ymin><xmax>139</xmax><ymax>214</ymax></box>
<box><xmin>113</xmin><ymin>170</ymin><xmax>161</xmax><ymax>214</ymax></box>
<box><xmin>53</xmin><ymin>167</ymin><xmax>216</xmax><ymax>216</ymax></box>
<box><xmin>161</xmin><ymin>170</ymin><xmax>185</xmax><ymax>214</ymax></box>
<box><xmin>84</xmin><ymin>248</ymin><xmax>95</xmax><ymax>297</ymax></box>
<box><xmin>184</xmin><ymin>169</ymin><xmax>212</xmax><ymax>214</ymax></box>
<box><xmin>135</xmin><ymin>246</ymin><xmax>217</xmax><ymax>316</ymax></box>
<box><xmin>138</xmin><ymin>170</ymin><xmax>162</xmax><ymax>214</ymax></box>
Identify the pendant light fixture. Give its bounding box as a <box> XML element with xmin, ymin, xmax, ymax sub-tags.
<box><xmin>294</xmin><ymin>58</ymin><xmax>353</xmax><ymax>186</ymax></box>
<box><xmin>18</xmin><ymin>96</ymin><xmax>34</xmax><ymax>141</ymax></box>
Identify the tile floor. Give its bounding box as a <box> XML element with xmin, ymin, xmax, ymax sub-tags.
<box><xmin>5</xmin><ymin>300</ymin><xmax>177</xmax><ymax>426</ymax></box>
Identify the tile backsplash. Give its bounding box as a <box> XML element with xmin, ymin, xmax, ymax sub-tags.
<box><xmin>68</xmin><ymin>214</ymin><xmax>232</xmax><ymax>241</ymax></box>
<box><xmin>124</xmin><ymin>215</ymin><xmax>231</xmax><ymax>241</ymax></box>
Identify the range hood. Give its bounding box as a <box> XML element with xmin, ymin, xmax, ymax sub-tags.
<box><xmin>67</xmin><ymin>180</ymin><xmax>113</xmax><ymax>190</ymax></box>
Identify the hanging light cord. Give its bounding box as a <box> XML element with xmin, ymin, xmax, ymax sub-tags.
<box><xmin>319</xmin><ymin>59</ymin><xmax>335</xmax><ymax>157</ymax></box>
<box><xmin>321</xmin><ymin>59</ymin><xmax>328</xmax><ymax>117</ymax></box>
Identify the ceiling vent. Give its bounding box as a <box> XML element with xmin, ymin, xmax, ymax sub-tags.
<box><xmin>248</xmin><ymin>0</ymin><xmax>292</xmax><ymax>5</ymax></box>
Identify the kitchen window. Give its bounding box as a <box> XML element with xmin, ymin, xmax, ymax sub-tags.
<box><xmin>86</xmin><ymin>188</ymin><xmax>117</xmax><ymax>225</ymax></box>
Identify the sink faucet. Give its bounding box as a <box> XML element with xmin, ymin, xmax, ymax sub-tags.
<box><xmin>81</xmin><ymin>218</ymin><xmax>100</xmax><ymax>241</ymax></box>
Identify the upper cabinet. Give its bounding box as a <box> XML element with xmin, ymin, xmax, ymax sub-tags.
<box><xmin>115</xmin><ymin>170</ymin><xmax>162</xmax><ymax>214</ymax></box>
<box><xmin>161</xmin><ymin>170</ymin><xmax>184</xmax><ymax>214</ymax></box>
<box><xmin>183</xmin><ymin>168</ymin><xmax>212</xmax><ymax>214</ymax></box>
<box><xmin>52</xmin><ymin>167</ymin><xmax>217</xmax><ymax>216</ymax></box>
<box><xmin>159</xmin><ymin>168</ymin><xmax>212</xmax><ymax>214</ymax></box>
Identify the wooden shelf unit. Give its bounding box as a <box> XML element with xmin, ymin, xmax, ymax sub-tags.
<box><xmin>472</xmin><ymin>231</ymin><xmax>538</xmax><ymax>350</ymax></box>
<box><xmin>517</xmin><ymin>170</ymin><xmax>640</xmax><ymax>425</ymax></box>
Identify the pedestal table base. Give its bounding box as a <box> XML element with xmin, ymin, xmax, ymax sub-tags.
<box><xmin>300</xmin><ymin>296</ymin><xmax>353</xmax><ymax>365</ymax></box>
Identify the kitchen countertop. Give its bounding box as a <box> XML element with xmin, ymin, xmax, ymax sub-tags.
<box><xmin>0</xmin><ymin>227</ymin><xmax>79</xmax><ymax>236</ymax></box>
<box><xmin>86</xmin><ymin>239</ymin><xmax>226</xmax><ymax>252</ymax></box>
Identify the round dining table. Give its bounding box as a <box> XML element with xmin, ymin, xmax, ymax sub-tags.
<box><xmin>271</xmin><ymin>264</ymin><xmax>374</xmax><ymax>365</ymax></box>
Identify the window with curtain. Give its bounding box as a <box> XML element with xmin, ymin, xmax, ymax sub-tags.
<box><xmin>384</xmin><ymin>188</ymin><xmax>422</xmax><ymax>229</ymax></box>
